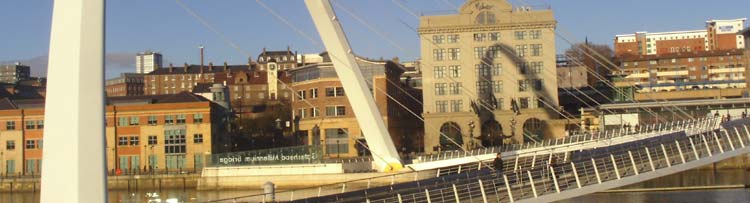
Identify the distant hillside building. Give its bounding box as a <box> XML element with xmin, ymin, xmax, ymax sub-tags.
<box><xmin>136</xmin><ymin>51</ymin><xmax>163</xmax><ymax>74</ymax></box>
<box><xmin>0</xmin><ymin>63</ymin><xmax>31</xmax><ymax>84</ymax></box>
<box><xmin>614</xmin><ymin>19</ymin><xmax>746</xmax><ymax>57</ymax></box>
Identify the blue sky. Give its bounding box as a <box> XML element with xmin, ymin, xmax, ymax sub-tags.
<box><xmin>1</xmin><ymin>0</ymin><xmax>748</xmax><ymax>78</ymax></box>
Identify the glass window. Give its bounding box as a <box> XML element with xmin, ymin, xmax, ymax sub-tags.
<box><xmin>25</xmin><ymin>121</ymin><xmax>35</xmax><ymax>130</ymax></box>
<box><xmin>336</xmin><ymin>106</ymin><xmax>346</xmax><ymax>116</ymax></box>
<box><xmin>435</xmin><ymin>83</ymin><xmax>447</xmax><ymax>95</ymax></box>
<box><xmin>6</xmin><ymin>140</ymin><xmax>15</xmax><ymax>150</ymax></box>
<box><xmin>529</xmin><ymin>30</ymin><xmax>542</xmax><ymax>39</ymax></box>
<box><xmin>165</xmin><ymin>115</ymin><xmax>174</xmax><ymax>125</ymax></box>
<box><xmin>450</xmin><ymin>100</ymin><xmax>463</xmax><ymax>112</ymax></box>
<box><xmin>446</xmin><ymin>34</ymin><xmax>459</xmax><ymax>43</ymax></box>
<box><xmin>432</xmin><ymin>35</ymin><xmax>445</xmax><ymax>44</ymax></box>
<box><xmin>25</xmin><ymin>140</ymin><xmax>36</xmax><ymax>149</ymax></box>
<box><xmin>473</xmin><ymin>47</ymin><xmax>487</xmax><ymax>59</ymax></box>
<box><xmin>325</xmin><ymin>128</ymin><xmax>349</xmax><ymax>155</ymax></box>
<box><xmin>489</xmin><ymin>32</ymin><xmax>501</xmax><ymax>41</ymax></box>
<box><xmin>193</xmin><ymin>113</ymin><xmax>203</xmax><ymax>123</ymax></box>
<box><xmin>130</xmin><ymin>136</ymin><xmax>140</xmax><ymax>146</ymax></box>
<box><xmin>519</xmin><ymin>97</ymin><xmax>529</xmax><ymax>109</ymax></box>
<box><xmin>310</xmin><ymin>88</ymin><xmax>318</xmax><ymax>99</ymax></box>
<box><xmin>477</xmin><ymin>81</ymin><xmax>490</xmax><ymax>94</ymax></box>
<box><xmin>148</xmin><ymin>116</ymin><xmax>157</xmax><ymax>125</ymax></box>
<box><xmin>118</xmin><ymin>137</ymin><xmax>128</xmax><ymax>146</ymax></box>
<box><xmin>129</xmin><ymin>117</ymin><xmax>139</xmax><ymax>126</ymax></box>
<box><xmin>518</xmin><ymin>80</ymin><xmax>530</xmax><ymax>92</ymax></box>
<box><xmin>515</xmin><ymin>45</ymin><xmax>527</xmax><ymax>57</ymax></box>
<box><xmin>164</xmin><ymin>129</ymin><xmax>187</xmax><ymax>154</ymax></box>
<box><xmin>6</xmin><ymin>121</ymin><xmax>15</xmax><ymax>130</ymax></box>
<box><xmin>514</xmin><ymin>31</ymin><xmax>526</xmax><ymax>40</ymax></box>
<box><xmin>473</xmin><ymin>33</ymin><xmax>487</xmax><ymax>42</ymax></box>
<box><xmin>449</xmin><ymin>82</ymin><xmax>462</xmax><ymax>95</ymax></box>
<box><xmin>194</xmin><ymin>134</ymin><xmax>204</xmax><ymax>143</ymax></box>
<box><xmin>434</xmin><ymin>66</ymin><xmax>446</xmax><ymax>78</ymax></box>
<box><xmin>448</xmin><ymin>66</ymin><xmax>461</xmax><ymax>78</ymax></box>
<box><xmin>325</xmin><ymin>87</ymin><xmax>335</xmax><ymax>97</ymax></box>
<box><xmin>335</xmin><ymin>87</ymin><xmax>345</xmax><ymax>97</ymax></box>
<box><xmin>433</xmin><ymin>49</ymin><xmax>445</xmax><ymax>61</ymax></box>
<box><xmin>436</xmin><ymin>101</ymin><xmax>448</xmax><ymax>113</ymax></box>
<box><xmin>492</xmin><ymin>81</ymin><xmax>503</xmax><ymax>93</ymax></box>
<box><xmin>530</xmin><ymin>44</ymin><xmax>543</xmax><ymax>56</ymax></box>
<box><xmin>176</xmin><ymin>114</ymin><xmax>186</xmax><ymax>124</ymax></box>
<box><xmin>448</xmin><ymin>48</ymin><xmax>461</xmax><ymax>60</ymax></box>
<box><xmin>148</xmin><ymin>135</ymin><xmax>158</xmax><ymax>145</ymax></box>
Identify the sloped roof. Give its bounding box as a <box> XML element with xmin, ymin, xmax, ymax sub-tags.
<box><xmin>148</xmin><ymin>64</ymin><xmax>253</xmax><ymax>75</ymax></box>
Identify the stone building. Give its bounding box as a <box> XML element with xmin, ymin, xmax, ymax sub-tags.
<box><xmin>289</xmin><ymin>53</ymin><xmax>423</xmax><ymax>157</ymax></box>
<box><xmin>105</xmin><ymin>73</ymin><xmax>145</xmax><ymax>97</ymax></box>
<box><xmin>419</xmin><ymin>0</ymin><xmax>562</xmax><ymax>152</ymax></box>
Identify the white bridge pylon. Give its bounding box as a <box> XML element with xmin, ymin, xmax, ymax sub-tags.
<box><xmin>41</xmin><ymin>0</ymin><xmax>107</xmax><ymax>202</ymax></box>
<box><xmin>304</xmin><ymin>0</ymin><xmax>403</xmax><ymax>172</ymax></box>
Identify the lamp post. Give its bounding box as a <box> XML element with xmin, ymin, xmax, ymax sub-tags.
<box><xmin>1</xmin><ymin>151</ymin><xmax>4</xmax><ymax>177</ymax></box>
<box><xmin>468</xmin><ymin>121</ymin><xmax>476</xmax><ymax>149</ymax></box>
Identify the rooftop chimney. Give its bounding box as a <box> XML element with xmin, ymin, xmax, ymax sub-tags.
<box><xmin>223</xmin><ymin>62</ymin><xmax>228</xmax><ymax>72</ymax></box>
<box><xmin>183</xmin><ymin>63</ymin><xmax>189</xmax><ymax>73</ymax></box>
<box><xmin>169</xmin><ymin>63</ymin><xmax>174</xmax><ymax>73</ymax></box>
<box><xmin>208</xmin><ymin>62</ymin><xmax>214</xmax><ymax>72</ymax></box>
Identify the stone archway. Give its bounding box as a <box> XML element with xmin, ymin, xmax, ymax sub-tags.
<box><xmin>523</xmin><ymin>118</ymin><xmax>545</xmax><ymax>143</ymax></box>
<box><xmin>439</xmin><ymin>122</ymin><xmax>463</xmax><ymax>150</ymax></box>
<box><xmin>481</xmin><ymin>120</ymin><xmax>503</xmax><ymax>147</ymax></box>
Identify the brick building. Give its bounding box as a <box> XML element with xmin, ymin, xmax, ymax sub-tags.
<box><xmin>289</xmin><ymin>53</ymin><xmax>423</xmax><ymax>157</ymax></box>
<box><xmin>0</xmin><ymin>92</ymin><xmax>231</xmax><ymax>176</ymax></box>
<box><xmin>106</xmin><ymin>73</ymin><xmax>145</xmax><ymax>96</ymax></box>
<box><xmin>614</xmin><ymin>19</ymin><xmax>746</xmax><ymax>57</ymax></box>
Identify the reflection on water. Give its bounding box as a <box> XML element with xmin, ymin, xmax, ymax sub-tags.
<box><xmin>1</xmin><ymin>169</ymin><xmax>748</xmax><ymax>203</ymax></box>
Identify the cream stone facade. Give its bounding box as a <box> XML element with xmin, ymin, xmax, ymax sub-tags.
<box><xmin>419</xmin><ymin>0</ymin><xmax>560</xmax><ymax>152</ymax></box>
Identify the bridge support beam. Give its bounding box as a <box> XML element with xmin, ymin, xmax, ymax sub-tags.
<box><xmin>41</xmin><ymin>0</ymin><xmax>107</xmax><ymax>202</ymax></box>
<box><xmin>304</xmin><ymin>0</ymin><xmax>402</xmax><ymax>172</ymax></box>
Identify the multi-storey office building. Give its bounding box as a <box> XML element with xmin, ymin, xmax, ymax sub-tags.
<box><xmin>136</xmin><ymin>51</ymin><xmax>163</xmax><ymax>74</ymax></box>
<box><xmin>289</xmin><ymin>53</ymin><xmax>423</xmax><ymax>157</ymax></box>
<box><xmin>419</xmin><ymin>0</ymin><xmax>561</xmax><ymax>152</ymax></box>
<box><xmin>105</xmin><ymin>73</ymin><xmax>145</xmax><ymax>97</ymax></box>
<box><xmin>614</xmin><ymin>19</ymin><xmax>746</xmax><ymax>57</ymax></box>
<box><xmin>0</xmin><ymin>63</ymin><xmax>31</xmax><ymax>84</ymax></box>
<box><xmin>0</xmin><ymin>92</ymin><xmax>230</xmax><ymax>176</ymax></box>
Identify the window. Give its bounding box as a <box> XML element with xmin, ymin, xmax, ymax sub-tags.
<box><xmin>515</xmin><ymin>45</ymin><xmax>527</xmax><ymax>57</ymax></box>
<box><xmin>436</xmin><ymin>101</ymin><xmax>448</xmax><ymax>113</ymax></box>
<box><xmin>517</xmin><ymin>62</ymin><xmax>529</xmax><ymax>74</ymax></box>
<box><xmin>326</xmin><ymin>106</ymin><xmax>346</xmax><ymax>116</ymax></box>
<box><xmin>475</xmin><ymin>11</ymin><xmax>496</xmax><ymax>24</ymax></box>
<box><xmin>530</xmin><ymin>44</ymin><xmax>543</xmax><ymax>56</ymax></box>
<box><xmin>118</xmin><ymin>137</ymin><xmax>128</xmax><ymax>146</ymax></box>
<box><xmin>489</xmin><ymin>32</ymin><xmax>501</xmax><ymax>41</ymax></box>
<box><xmin>449</xmin><ymin>82</ymin><xmax>462</xmax><ymax>95</ymax></box>
<box><xmin>6</xmin><ymin>140</ymin><xmax>14</xmax><ymax>150</ymax></box>
<box><xmin>148</xmin><ymin>135</ymin><xmax>158</xmax><ymax>145</ymax></box>
<box><xmin>474</xmin><ymin>47</ymin><xmax>487</xmax><ymax>59</ymax></box>
<box><xmin>297</xmin><ymin>90</ymin><xmax>306</xmax><ymax>100</ymax></box>
<box><xmin>433</xmin><ymin>49</ymin><xmax>445</xmax><ymax>61</ymax></box>
<box><xmin>433</xmin><ymin>35</ymin><xmax>445</xmax><ymax>44</ymax></box>
<box><xmin>117</xmin><ymin>117</ymin><xmax>128</xmax><ymax>127</ymax></box>
<box><xmin>447</xmin><ymin>34</ymin><xmax>459</xmax><ymax>43</ymax></box>
<box><xmin>529</xmin><ymin>30</ymin><xmax>542</xmax><ymax>39</ymax></box>
<box><xmin>450</xmin><ymin>100</ymin><xmax>463</xmax><ymax>112</ymax></box>
<box><xmin>514</xmin><ymin>31</ymin><xmax>526</xmax><ymax>40</ymax></box>
<box><xmin>176</xmin><ymin>114</ymin><xmax>186</xmax><ymax>124</ymax></box>
<box><xmin>447</xmin><ymin>48</ymin><xmax>460</xmax><ymax>60</ymax></box>
<box><xmin>492</xmin><ymin>81</ymin><xmax>503</xmax><ymax>93</ymax></box>
<box><xmin>529</xmin><ymin>62</ymin><xmax>543</xmax><ymax>74</ymax></box>
<box><xmin>130</xmin><ymin>136</ymin><xmax>140</xmax><ymax>146</ymax></box>
<box><xmin>310</xmin><ymin>88</ymin><xmax>318</xmax><ymax>99</ymax></box>
<box><xmin>474</xmin><ymin>33</ymin><xmax>487</xmax><ymax>42</ymax></box>
<box><xmin>297</xmin><ymin>108</ymin><xmax>306</xmax><ymax>119</ymax></box>
<box><xmin>25</xmin><ymin>121</ymin><xmax>35</xmax><ymax>130</ymax></box>
<box><xmin>310</xmin><ymin>107</ymin><xmax>320</xmax><ymax>118</ymax></box>
<box><xmin>519</xmin><ymin>97</ymin><xmax>530</xmax><ymax>109</ymax></box>
<box><xmin>193</xmin><ymin>113</ymin><xmax>203</xmax><ymax>124</ymax></box>
<box><xmin>435</xmin><ymin>83</ymin><xmax>447</xmax><ymax>95</ymax></box>
<box><xmin>164</xmin><ymin>115</ymin><xmax>174</xmax><ymax>125</ymax></box>
<box><xmin>448</xmin><ymin>65</ymin><xmax>461</xmax><ymax>78</ymax></box>
<box><xmin>533</xmin><ymin>79</ymin><xmax>544</xmax><ymax>91</ymax></box>
<box><xmin>487</xmin><ymin>46</ymin><xmax>501</xmax><ymax>58</ymax></box>
<box><xmin>6</xmin><ymin>121</ymin><xmax>15</xmax><ymax>130</ymax></box>
<box><xmin>25</xmin><ymin>140</ymin><xmax>36</xmax><ymax>149</ymax></box>
<box><xmin>518</xmin><ymin>80</ymin><xmax>530</xmax><ymax>91</ymax></box>
<box><xmin>148</xmin><ymin>116</ymin><xmax>157</xmax><ymax>125</ymax></box>
<box><xmin>164</xmin><ymin>129</ymin><xmax>187</xmax><ymax>154</ymax></box>
<box><xmin>326</xmin><ymin>87</ymin><xmax>335</xmax><ymax>97</ymax></box>
<box><xmin>129</xmin><ymin>117</ymin><xmax>139</xmax><ymax>126</ymax></box>
<box><xmin>194</xmin><ymin>134</ymin><xmax>204</xmax><ymax>143</ymax></box>
<box><xmin>434</xmin><ymin>66</ymin><xmax>446</xmax><ymax>78</ymax></box>
<box><xmin>325</xmin><ymin>128</ymin><xmax>349</xmax><ymax>154</ymax></box>
<box><xmin>477</xmin><ymin>81</ymin><xmax>490</xmax><ymax>94</ymax></box>
<box><xmin>476</xmin><ymin>64</ymin><xmax>502</xmax><ymax>77</ymax></box>
<box><xmin>335</xmin><ymin>87</ymin><xmax>344</xmax><ymax>96</ymax></box>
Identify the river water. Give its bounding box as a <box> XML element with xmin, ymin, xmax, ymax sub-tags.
<box><xmin>2</xmin><ymin>169</ymin><xmax>748</xmax><ymax>203</ymax></box>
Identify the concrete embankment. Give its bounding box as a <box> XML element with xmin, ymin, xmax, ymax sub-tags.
<box><xmin>0</xmin><ymin>174</ymin><xmax>200</xmax><ymax>193</ymax></box>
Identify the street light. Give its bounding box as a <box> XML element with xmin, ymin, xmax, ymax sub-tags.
<box><xmin>468</xmin><ymin>121</ymin><xmax>476</xmax><ymax>149</ymax></box>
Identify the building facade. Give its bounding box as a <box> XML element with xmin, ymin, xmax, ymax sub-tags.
<box><xmin>0</xmin><ymin>92</ymin><xmax>229</xmax><ymax>176</ymax></box>
<box><xmin>615</xmin><ymin>50</ymin><xmax>746</xmax><ymax>96</ymax></box>
<box><xmin>556</xmin><ymin>55</ymin><xmax>589</xmax><ymax>89</ymax></box>
<box><xmin>289</xmin><ymin>53</ymin><xmax>423</xmax><ymax>157</ymax></box>
<box><xmin>0</xmin><ymin>63</ymin><xmax>31</xmax><ymax>84</ymax></box>
<box><xmin>614</xmin><ymin>19</ymin><xmax>746</xmax><ymax>57</ymax></box>
<box><xmin>136</xmin><ymin>51</ymin><xmax>163</xmax><ymax>74</ymax></box>
<box><xmin>106</xmin><ymin>73</ymin><xmax>145</xmax><ymax>97</ymax></box>
<box><xmin>419</xmin><ymin>0</ymin><xmax>561</xmax><ymax>152</ymax></box>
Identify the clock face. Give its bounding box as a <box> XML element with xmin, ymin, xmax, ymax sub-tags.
<box><xmin>269</xmin><ymin>65</ymin><xmax>276</xmax><ymax>71</ymax></box>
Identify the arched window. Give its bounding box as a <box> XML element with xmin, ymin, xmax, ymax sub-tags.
<box><xmin>523</xmin><ymin>118</ymin><xmax>545</xmax><ymax>143</ymax></box>
<box><xmin>475</xmin><ymin>11</ymin><xmax>496</xmax><ymax>25</ymax></box>
<box><xmin>439</xmin><ymin>122</ymin><xmax>463</xmax><ymax>150</ymax></box>
<box><xmin>481</xmin><ymin>120</ymin><xmax>503</xmax><ymax>147</ymax></box>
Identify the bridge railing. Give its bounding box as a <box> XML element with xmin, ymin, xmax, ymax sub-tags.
<box><xmin>350</xmin><ymin>120</ymin><xmax>750</xmax><ymax>203</ymax></box>
<box><xmin>205</xmin><ymin>116</ymin><xmax>735</xmax><ymax>203</ymax></box>
<box><xmin>414</xmin><ymin>116</ymin><xmax>720</xmax><ymax>163</ymax></box>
